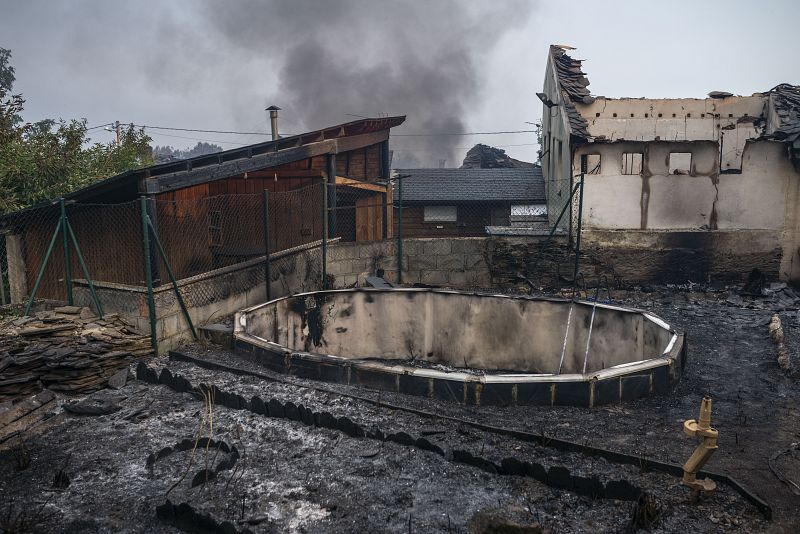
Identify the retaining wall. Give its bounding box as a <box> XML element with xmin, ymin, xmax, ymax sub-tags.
<box><xmin>70</xmin><ymin>232</ymin><xmax>779</xmax><ymax>354</ymax></box>
<box><xmin>74</xmin><ymin>240</ymin><xmax>324</xmax><ymax>353</ymax></box>
<box><xmin>326</xmin><ymin>237</ymin><xmax>498</xmax><ymax>288</ymax></box>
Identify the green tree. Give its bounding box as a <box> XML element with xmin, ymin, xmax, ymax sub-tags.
<box><xmin>0</xmin><ymin>48</ymin><xmax>14</xmax><ymax>93</ymax></box>
<box><xmin>0</xmin><ymin>49</ymin><xmax>153</xmax><ymax>214</ymax></box>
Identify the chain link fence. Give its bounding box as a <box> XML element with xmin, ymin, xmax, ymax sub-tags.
<box><xmin>1</xmin><ymin>170</ymin><xmax>586</xmax><ymax>341</ymax></box>
<box><xmin>322</xmin><ymin>172</ymin><xmax>582</xmax><ymax>289</ymax></box>
<box><xmin>0</xmin><ymin>184</ymin><xmax>326</xmax><ymax>308</ymax></box>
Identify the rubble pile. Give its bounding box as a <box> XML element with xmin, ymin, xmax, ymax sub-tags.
<box><xmin>0</xmin><ymin>306</ymin><xmax>152</xmax><ymax>402</ymax></box>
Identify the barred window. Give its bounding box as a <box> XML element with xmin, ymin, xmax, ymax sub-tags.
<box><xmin>621</xmin><ymin>153</ymin><xmax>643</xmax><ymax>175</ymax></box>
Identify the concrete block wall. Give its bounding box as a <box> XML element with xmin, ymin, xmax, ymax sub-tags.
<box><xmin>74</xmin><ymin>241</ymin><xmax>324</xmax><ymax>353</ymax></box>
<box><xmin>326</xmin><ymin>237</ymin><xmax>493</xmax><ymax>288</ymax></box>
<box><xmin>71</xmin><ymin>236</ymin><xmax>573</xmax><ymax>354</ymax></box>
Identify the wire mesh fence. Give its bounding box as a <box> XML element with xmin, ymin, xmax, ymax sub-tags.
<box><xmin>0</xmin><ymin>169</ymin><xmax>587</xmax><ymax>339</ymax></box>
<box><xmin>152</xmin><ymin>185</ymin><xmax>322</xmax><ymax>282</ymax></box>
<box><xmin>0</xmin><ymin>185</ymin><xmax>327</xmax><ymax>307</ymax></box>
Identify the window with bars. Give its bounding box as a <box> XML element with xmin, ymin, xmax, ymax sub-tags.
<box><xmin>622</xmin><ymin>153</ymin><xmax>643</xmax><ymax>175</ymax></box>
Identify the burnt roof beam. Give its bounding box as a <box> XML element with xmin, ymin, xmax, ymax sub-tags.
<box><xmin>144</xmin><ymin>139</ymin><xmax>338</xmax><ymax>194</ymax></box>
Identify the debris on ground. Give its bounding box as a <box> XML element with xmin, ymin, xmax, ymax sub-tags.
<box><xmin>769</xmin><ymin>314</ymin><xmax>794</xmax><ymax>373</ymax></box>
<box><xmin>0</xmin><ymin>389</ymin><xmax>59</xmax><ymax>450</ymax></box>
<box><xmin>0</xmin><ymin>306</ymin><xmax>153</xmax><ymax>402</ymax></box>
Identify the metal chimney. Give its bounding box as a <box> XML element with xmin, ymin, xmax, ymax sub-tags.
<box><xmin>266</xmin><ymin>105</ymin><xmax>281</xmax><ymax>140</ymax></box>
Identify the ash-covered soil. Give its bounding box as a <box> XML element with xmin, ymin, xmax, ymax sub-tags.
<box><xmin>1</xmin><ymin>286</ymin><xmax>798</xmax><ymax>533</ymax></box>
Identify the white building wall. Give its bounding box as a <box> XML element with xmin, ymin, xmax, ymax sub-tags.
<box><xmin>576</xmin><ymin>140</ymin><xmax>790</xmax><ymax>232</ymax></box>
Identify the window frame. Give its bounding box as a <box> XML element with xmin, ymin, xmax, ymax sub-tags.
<box><xmin>423</xmin><ymin>205</ymin><xmax>458</xmax><ymax>223</ymax></box>
<box><xmin>585</xmin><ymin>154</ymin><xmax>602</xmax><ymax>175</ymax></box>
<box><xmin>668</xmin><ymin>152</ymin><xmax>693</xmax><ymax>175</ymax></box>
<box><xmin>621</xmin><ymin>152</ymin><xmax>643</xmax><ymax>175</ymax></box>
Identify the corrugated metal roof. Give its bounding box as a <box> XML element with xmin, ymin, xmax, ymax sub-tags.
<box><xmin>394</xmin><ymin>166</ymin><xmax>544</xmax><ymax>203</ymax></box>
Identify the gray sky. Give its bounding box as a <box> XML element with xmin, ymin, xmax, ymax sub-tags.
<box><xmin>2</xmin><ymin>0</ymin><xmax>798</xmax><ymax>166</ymax></box>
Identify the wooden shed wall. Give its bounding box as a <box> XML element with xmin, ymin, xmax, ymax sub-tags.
<box><xmin>15</xmin><ymin>141</ymin><xmax>387</xmax><ymax>300</ymax></box>
<box><xmin>396</xmin><ymin>202</ymin><xmax>510</xmax><ymax>238</ymax></box>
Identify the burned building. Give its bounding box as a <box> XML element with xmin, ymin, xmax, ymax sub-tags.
<box><xmin>540</xmin><ymin>45</ymin><xmax>800</xmax><ymax>283</ymax></box>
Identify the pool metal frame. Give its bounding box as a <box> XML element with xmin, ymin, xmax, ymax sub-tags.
<box><xmin>233</xmin><ymin>288</ymin><xmax>686</xmax><ymax>407</ymax></box>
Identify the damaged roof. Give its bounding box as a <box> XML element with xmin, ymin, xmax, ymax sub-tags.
<box><xmin>65</xmin><ymin>116</ymin><xmax>407</xmax><ymax>203</ymax></box>
<box><xmin>766</xmin><ymin>84</ymin><xmax>800</xmax><ymax>171</ymax></box>
<box><xmin>549</xmin><ymin>45</ymin><xmax>593</xmax><ymax>140</ymax></box>
<box><xmin>394</xmin><ymin>166</ymin><xmax>544</xmax><ymax>203</ymax></box>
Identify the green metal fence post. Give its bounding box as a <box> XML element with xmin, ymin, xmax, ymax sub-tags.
<box><xmin>262</xmin><ymin>189</ymin><xmax>272</xmax><ymax>301</ymax></box>
<box><xmin>322</xmin><ymin>180</ymin><xmax>328</xmax><ymax>290</ymax></box>
<box><xmin>65</xmin><ymin>219</ymin><xmax>104</xmax><ymax>318</ymax></box>
<box><xmin>396</xmin><ymin>175</ymin><xmax>403</xmax><ymax>285</ymax></box>
<box><xmin>573</xmin><ymin>154</ymin><xmax>587</xmax><ymax>290</ymax></box>
<box><xmin>140</xmin><ymin>197</ymin><xmax>158</xmax><ymax>351</ymax></box>
<box><xmin>146</xmin><ymin>217</ymin><xmax>197</xmax><ymax>340</ymax></box>
<box><xmin>60</xmin><ymin>198</ymin><xmax>73</xmax><ymax>305</ymax></box>
<box><xmin>23</xmin><ymin>218</ymin><xmax>63</xmax><ymax>316</ymax></box>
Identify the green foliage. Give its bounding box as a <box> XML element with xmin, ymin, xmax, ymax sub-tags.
<box><xmin>0</xmin><ymin>49</ymin><xmax>153</xmax><ymax>214</ymax></box>
<box><xmin>0</xmin><ymin>47</ymin><xmax>14</xmax><ymax>93</ymax></box>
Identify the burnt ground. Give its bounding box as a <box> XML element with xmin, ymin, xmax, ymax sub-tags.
<box><xmin>1</xmin><ymin>287</ymin><xmax>799</xmax><ymax>533</ymax></box>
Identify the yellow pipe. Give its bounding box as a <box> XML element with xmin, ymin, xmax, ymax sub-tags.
<box><xmin>682</xmin><ymin>397</ymin><xmax>718</xmax><ymax>494</ymax></box>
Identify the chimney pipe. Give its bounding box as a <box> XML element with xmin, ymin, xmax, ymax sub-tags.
<box><xmin>266</xmin><ymin>105</ymin><xmax>281</xmax><ymax>140</ymax></box>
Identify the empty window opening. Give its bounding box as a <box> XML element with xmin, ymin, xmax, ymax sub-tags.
<box><xmin>668</xmin><ymin>152</ymin><xmax>692</xmax><ymax>175</ymax></box>
<box><xmin>424</xmin><ymin>205</ymin><xmax>457</xmax><ymax>222</ymax></box>
<box><xmin>657</xmin><ymin>113</ymin><xmax>663</xmax><ymax>118</ymax></box>
<box><xmin>672</xmin><ymin>113</ymin><xmax>676</xmax><ymax>118</ymax></box>
<box><xmin>585</xmin><ymin>154</ymin><xmax>602</xmax><ymax>174</ymax></box>
<box><xmin>701</xmin><ymin>113</ymin><xmax>705</xmax><ymax>118</ymax></box>
<box><xmin>630</xmin><ymin>113</ymin><xmax>635</xmax><ymax>117</ymax></box>
<box><xmin>644</xmin><ymin>113</ymin><xmax>649</xmax><ymax>118</ymax></box>
<box><xmin>687</xmin><ymin>113</ymin><xmax>692</xmax><ymax>118</ymax></box>
<box><xmin>613</xmin><ymin>113</ymin><xmax>618</xmax><ymax>118</ymax></box>
<box><xmin>728</xmin><ymin>114</ymin><xmax>733</xmax><ymax>118</ymax></box>
<box><xmin>595</xmin><ymin>112</ymin><xmax>600</xmax><ymax>117</ymax></box>
<box><xmin>622</xmin><ymin>153</ymin><xmax>643</xmax><ymax>175</ymax></box>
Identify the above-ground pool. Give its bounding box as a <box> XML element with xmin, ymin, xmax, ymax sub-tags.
<box><xmin>233</xmin><ymin>288</ymin><xmax>686</xmax><ymax>406</ymax></box>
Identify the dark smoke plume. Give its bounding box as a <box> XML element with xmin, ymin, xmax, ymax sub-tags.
<box><xmin>201</xmin><ymin>0</ymin><xmax>534</xmax><ymax>167</ymax></box>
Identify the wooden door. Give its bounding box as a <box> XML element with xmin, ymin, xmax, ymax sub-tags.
<box><xmin>355</xmin><ymin>194</ymin><xmax>384</xmax><ymax>242</ymax></box>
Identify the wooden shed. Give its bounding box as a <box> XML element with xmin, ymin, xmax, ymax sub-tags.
<box><xmin>1</xmin><ymin>116</ymin><xmax>405</xmax><ymax>302</ymax></box>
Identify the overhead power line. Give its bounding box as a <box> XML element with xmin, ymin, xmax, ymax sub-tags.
<box><xmin>140</xmin><ymin>130</ymin><xmax>253</xmax><ymax>146</ymax></box>
<box><xmin>108</xmin><ymin>122</ymin><xmax>538</xmax><ymax>138</ymax></box>
<box><xmin>85</xmin><ymin>122</ymin><xmax>113</xmax><ymax>131</ymax></box>
<box><xmin>391</xmin><ymin>142</ymin><xmax>539</xmax><ymax>152</ymax></box>
<box><xmin>132</xmin><ymin>123</ymin><xmax>271</xmax><ymax>136</ymax></box>
<box><xmin>393</xmin><ymin>130</ymin><xmax>537</xmax><ymax>137</ymax></box>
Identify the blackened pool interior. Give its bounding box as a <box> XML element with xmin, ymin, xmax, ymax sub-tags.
<box><xmin>234</xmin><ymin>289</ymin><xmax>686</xmax><ymax>406</ymax></box>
